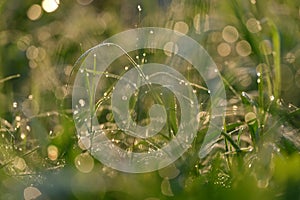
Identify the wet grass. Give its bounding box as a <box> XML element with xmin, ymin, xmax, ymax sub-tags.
<box><xmin>0</xmin><ymin>0</ymin><xmax>300</xmax><ymax>199</ymax></box>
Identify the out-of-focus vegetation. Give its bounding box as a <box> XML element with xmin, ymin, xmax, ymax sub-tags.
<box><xmin>0</xmin><ymin>0</ymin><xmax>300</xmax><ymax>199</ymax></box>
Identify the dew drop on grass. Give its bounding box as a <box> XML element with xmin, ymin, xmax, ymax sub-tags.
<box><xmin>257</xmin><ymin>78</ymin><xmax>261</xmax><ymax>83</ymax></box>
<box><xmin>20</xmin><ymin>133</ymin><xmax>26</xmax><ymax>139</ymax></box>
<box><xmin>13</xmin><ymin>102</ymin><xmax>18</xmax><ymax>108</ymax></box>
<box><xmin>24</xmin><ymin>186</ymin><xmax>42</xmax><ymax>200</ymax></box>
<box><xmin>122</xmin><ymin>96</ymin><xmax>127</xmax><ymax>101</ymax></box>
<box><xmin>124</xmin><ymin>66</ymin><xmax>129</xmax><ymax>70</ymax></box>
<box><xmin>137</xmin><ymin>4</ymin><xmax>142</xmax><ymax>12</ymax></box>
<box><xmin>79</xmin><ymin>99</ymin><xmax>85</xmax><ymax>107</ymax></box>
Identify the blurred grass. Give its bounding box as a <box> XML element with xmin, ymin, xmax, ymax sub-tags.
<box><xmin>0</xmin><ymin>0</ymin><xmax>300</xmax><ymax>199</ymax></box>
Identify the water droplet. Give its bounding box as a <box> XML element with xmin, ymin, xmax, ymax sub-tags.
<box><xmin>79</xmin><ymin>99</ymin><xmax>85</xmax><ymax>107</ymax></box>
<box><xmin>122</xmin><ymin>96</ymin><xmax>128</xmax><ymax>101</ymax></box>
<box><xmin>124</xmin><ymin>66</ymin><xmax>129</xmax><ymax>70</ymax></box>
<box><xmin>13</xmin><ymin>102</ymin><xmax>18</xmax><ymax>108</ymax></box>
<box><xmin>270</xmin><ymin>95</ymin><xmax>275</xmax><ymax>101</ymax></box>
<box><xmin>142</xmin><ymin>53</ymin><xmax>146</xmax><ymax>57</ymax></box>
<box><xmin>257</xmin><ymin>72</ymin><xmax>261</xmax><ymax>77</ymax></box>
<box><xmin>257</xmin><ymin>78</ymin><xmax>261</xmax><ymax>83</ymax></box>
<box><xmin>137</xmin><ymin>4</ymin><xmax>142</xmax><ymax>12</ymax></box>
<box><xmin>207</xmin><ymin>90</ymin><xmax>211</xmax><ymax>94</ymax></box>
<box><xmin>80</xmin><ymin>69</ymin><xmax>84</xmax><ymax>73</ymax></box>
<box><xmin>136</xmin><ymin>55</ymin><xmax>139</xmax><ymax>59</ymax></box>
<box><xmin>20</xmin><ymin>133</ymin><xmax>26</xmax><ymax>140</ymax></box>
<box><xmin>192</xmin><ymin>90</ymin><xmax>197</xmax><ymax>94</ymax></box>
<box><xmin>145</xmin><ymin>75</ymin><xmax>149</xmax><ymax>80</ymax></box>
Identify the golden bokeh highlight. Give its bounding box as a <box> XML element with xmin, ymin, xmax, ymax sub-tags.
<box><xmin>246</xmin><ymin>18</ymin><xmax>262</xmax><ymax>33</ymax></box>
<box><xmin>27</xmin><ymin>4</ymin><xmax>42</xmax><ymax>21</ymax></box>
<box><xmin>222</xmin><ymin>25</ymin><xmax>239</xmax><ymax>43</ymax></box>
<box><xmin>245</xmin><ymin>112</ymin><xmax>256</xmax><ymax>125</ymax></box>
<box><xmin>13</xmin><ymin>156</ymin><xmax>27</xmax><ymax>171</ymax></box>
<box><xmin>217</xmin><ymin>42</ymin><xmax>231</xmax><ymax>57</ymax></box>
<box><xmin>173</xmin><ymin>21</ymin><xmax>189</xmax><ymax>35</ymax></box>
<box><xmin>47</xmin><ymin>145</ymin><xmax>59</xmax><ymax>161</ymax></box>
<box><xmin>193</xmin><ymin>14</ymin><xmax>209</xmax><ymax>34</ymax></box>
<box><xmin>42</xmin><ymin>0</ymin><xmax>60</xmax><ymax>13</ymax></box>
<box><xmin>236</xmin><ymin>40</ymin><xmax>252</xmax><ymax>57</ymax></box>
<box><xmin>75</xmin><ymin>153</ymin><xmax>94</xmax><ymax>173</ymax></box>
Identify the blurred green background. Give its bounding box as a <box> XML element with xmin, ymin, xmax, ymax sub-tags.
<box><xmin>0</xmin><ymin>0</ymin><xmax>300</xmax><ymax>199</ymax></box>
